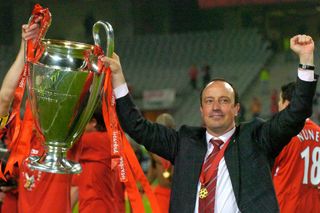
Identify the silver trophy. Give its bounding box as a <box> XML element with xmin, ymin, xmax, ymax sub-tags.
<box><xmin>27</xmin><ymin>21</ymin><xmax>114</xmax><ymax>174</ymax></box>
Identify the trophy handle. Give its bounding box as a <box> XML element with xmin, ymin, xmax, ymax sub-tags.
<box><xmin>92</xmin><ymin>21</ymin><xmax>114</xmax><ymax>57</ymax></box>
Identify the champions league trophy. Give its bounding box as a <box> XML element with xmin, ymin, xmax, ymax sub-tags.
<box><xmin>26</xmin><ymin>19</ymin><xmax>114</xmax><ymax>174</ymax></box>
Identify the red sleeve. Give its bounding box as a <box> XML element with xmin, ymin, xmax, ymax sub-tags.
<box><xmin>67</xmin><ymin>137</ymin><xmax>83</xmax><ymax>161</ymax></box>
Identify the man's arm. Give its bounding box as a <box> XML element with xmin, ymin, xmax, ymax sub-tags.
<box><xmin>101</xmin><ymin>54</ymin><xmax>179</xmax><ymax>163</ymax></box>
<box><xmin>257</xmin><ymin>35</ymin><xmax>317</xmax><ymax>158</ymax></box>
<box><xmin>0</xmin><ymin>22</ymin><xmax>39</xmax><ymax>127</ymax></box>
<box><xmin>70</xmin><ymin>186</ymin><xmax>79</xmax><ymax>209</ymax></box>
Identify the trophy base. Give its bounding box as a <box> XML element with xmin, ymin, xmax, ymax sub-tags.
<box><xmin>27</xmin><ymin>146</ymin><xmax>82</xmax><ymax>174</ymax></box>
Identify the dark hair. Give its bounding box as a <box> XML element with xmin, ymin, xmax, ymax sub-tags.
<box><xmin>91</xmin><ymin>107</ymin><xmax>106</xmax><ymax>132</ymax></box>
<box><xmin>200</xmin><ymin>78</ymin><xmax>239</xmax><ymax>106</ymax></box>
<box><xmin>281</xmin><ymin>82</ymin><xmax>295</xmax><ymax>102</ymax></box>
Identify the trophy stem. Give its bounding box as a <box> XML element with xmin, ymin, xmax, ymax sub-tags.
<box><xmin>27</xmin><ymin>145</ymin><xmax>82</xmax><ymax>174</ymax></box>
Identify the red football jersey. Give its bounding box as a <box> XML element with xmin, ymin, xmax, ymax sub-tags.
<box><xmin>273</xmin><ymin>119</ymin><xmax>320</xmax><ymax>213</ymax></box>
<box><xmin>18</xmin><ymin>134</ymin><xmax>72</xmax><ymax>213</ymax></box>
<box><xmin>72</xmin><ymin>131</ymin><xmax>125</xmax><ymax>213</ymax></box>
<box><xmin>153</xmin><ymin>185</ymin><xmax>171</xmax><ymax>213</ymax></box>
<box><xmin>1</xmin><ymin>191</ymin><xmax>18</xmax><ymax>213</ymax></box>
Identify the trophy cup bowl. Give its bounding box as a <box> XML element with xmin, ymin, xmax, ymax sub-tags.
<box><xmin>27</xmin><ymin>21</ymin><xmax>114</xmax><ymax>174</ymax></box>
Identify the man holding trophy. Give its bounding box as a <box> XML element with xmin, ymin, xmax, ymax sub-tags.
<box><xmin>102</xmin><ymin>33</ymin><xmax>318</xmax><ymax>212</ymax></box>
<box><xmin>0</xmin><ymin>20</ymin><xmax>40</xmax><ymax>213</ymax></box>
<box><xmin>0</xmin><ymin>17</ymin><xmax>74</xmax><ymax>213</ymax></box>
<box><xmin>0</xmin><ymin>22</ymin><xmax>40</xmax><ymax>129</ymax></box>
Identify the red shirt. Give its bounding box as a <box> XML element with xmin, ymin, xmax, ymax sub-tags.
<box><xmin>0</xmin><ymin>123</ymin><xmax>18</xmax><ymax>213</ymax></box>
<box><xmin>75</xmin><ymin>131</ymin><xmax>110</xmax><ymax>162</ymax></box>
<box><xmin>153</xmin><ymin>185</ymin><xmax>170</xmax><ymax>213</ymax></box>
<box><xmin>72</xmin><ymin>131</ymin><xmax>125</xmax><ymax>213</ymax></box>
<box><xmin>18</xmin><ymin>134</ymin><xmax>72</xmax><ymax>213</ymax></box>
<box><xmin>1</xmin><ymin>191</ymin><xmax>18</xmax><ymax>213</ymax></box>
<box><xmin>273</xmin><ymin>119</ymin><xmax>320</xmax><ymax>213</ymax></box>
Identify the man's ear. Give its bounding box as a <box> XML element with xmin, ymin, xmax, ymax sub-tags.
<box><xmin>234</xmin><ymin>103</ymin><xmax>240</xmax><ymax>116</ymax></box>
<box><xmin>200</xmin><ymin>106</ymin><xmax>203</xmax><ymax>117</ymax></box>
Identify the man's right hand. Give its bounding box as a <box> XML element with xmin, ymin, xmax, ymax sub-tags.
<box><xmin>21</xmin><ymin>16</ymin><xmax>41</xmax><ymax>44</ymax></box>
<box><xmin>101</xmin><ymin>53</ymin><xmax>126</xmax><ymax>89</ymax></box>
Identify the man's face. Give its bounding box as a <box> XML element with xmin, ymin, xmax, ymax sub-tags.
<box><xmin>278</xmin><ymin>92</ymin><xmax>290</xmax><ymax>111</ymax></box>
<box><xmin>200</xmin><ymin>81</ymin><xmax>239</xmax><ymax>136</ymax></box>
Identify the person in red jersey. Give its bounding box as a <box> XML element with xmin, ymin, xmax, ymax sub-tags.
<box><xmin>147</xmin><ymin>113</ymin><xmax>175</xmax><ymax>213</ymax></box>
<box><xmin>0</xmin><ymin>20</ymin><xmax>40</xmax><ymax>129</ymax></box>
<box><xmin>18</xmin><ymin>131</ymin><xmax>73</xmax><ymax>213</ymax></box>
<box><xmin>0</xmin><ymin>20</ymin><xmax>74</xmax><ymax>213</ymax></box>
<box><xmin>273</xmin><ymin>81</ymin><xmax>320</xmax><ymax>213</ymax></box>
<box><xmin>71</xmin><ymin>109</ymin><xmax>125</xmax><ymax>213</ymax></box>
<box><xmin>0</xmin><ymin>130</ymin><xmax>19</xmax><ymax>213</ymax></box>
<box><xmin>0</xmin><ymin>20</ymin><xmax>41</xmax><ymax>213</ymax></box>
